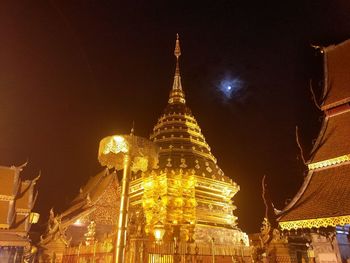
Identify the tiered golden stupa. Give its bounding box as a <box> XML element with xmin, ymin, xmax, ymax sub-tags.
<box><xmin>38</xmin><ymin>35</ymin><xmax>249</xmax><ymax>263</ymax></box>
<box><xmin>128</xmin><ymin>34</ymin><xmax>248</xmax><ymax>245</ymax></box>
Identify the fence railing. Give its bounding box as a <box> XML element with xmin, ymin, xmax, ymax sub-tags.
<box><xmin>62</xmin><ymin>240</ymin><xmax>252</xmax><ymax>263</ymax></box>
<box><xmin>141</xmin><ymin>241</ymin><xmax>251</xmax><ymax>256</ymax></box>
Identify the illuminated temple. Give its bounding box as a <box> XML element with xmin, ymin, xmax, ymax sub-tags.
<box><xmin>129</xmin><ymin>35</ymin><xmax>247</xmax><ymax>245</ymax></box>
<box><xmin>255</xmin><ymin>39</ymin><xmax>350</xmax><ymax>263</ymax></box>
<box><xmin>0</xmin><ymin>163</ymin><xmax>40</xmax><ymax>262</ymax></box>
<box><xmin>39</xmin><ymin>36</ymin><xmax>249</xmax><ymax>262</ymax></box>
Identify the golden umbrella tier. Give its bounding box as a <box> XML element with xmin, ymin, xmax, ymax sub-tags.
<box><xmin>98</xmin><ymin>135</ymin><xmax>159</xmax><ymax>172</ymax></box>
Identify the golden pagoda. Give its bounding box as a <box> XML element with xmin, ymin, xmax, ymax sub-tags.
<box><xmin>127</xmin><ymin>34</ymin><xmax>247</xmax><ymax>245</ymax></box>
<box><xmin>38</xmin><ymin>35</ymin><xmax>250</xmax><ymax>263</ymax></box>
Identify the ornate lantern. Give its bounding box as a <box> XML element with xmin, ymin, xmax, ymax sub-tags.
<box><xmin>29</xmin><ymin>212</ymin><xmax>40</xmax><ymax>224</ymax></box>
<box><xmin>153</xmin><ymin>221</ymin><xmax>165</xmax><ymax>242</ymax></box>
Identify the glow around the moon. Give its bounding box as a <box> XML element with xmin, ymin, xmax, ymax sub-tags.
<box><xmin>218</xmin><ymin>78</ymin><xmax>243</xmax><ymax>100</ymax></box>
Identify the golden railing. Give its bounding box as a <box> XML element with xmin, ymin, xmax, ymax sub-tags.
<box><xmin>63</xmin><ymin>242</ymin><xmax>113</xmax><ymax>263</ymax></box>
<box><xmin>62</xmin><ymin>240</ymin><xmax>251</xmax><ymax>263</ymax></box>
<box><xmin>145</xmin><ymin>242</ymin><xmax>249</xmax><ymax>256</ymax></box>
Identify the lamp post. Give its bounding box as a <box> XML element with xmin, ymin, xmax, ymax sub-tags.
<box><xmin>98</xmin><ymin>134</ymin><xmax>158</xmax><ymax>263</ymax></box>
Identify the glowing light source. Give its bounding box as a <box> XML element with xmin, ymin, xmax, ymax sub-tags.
<box><xmin>98</xmin><ymin>134</ymin><xmax>158</xmax><ymax>171</ymax></box>
<box><xmin>154</xmin><ymin>229</ymin><xmax>162</xmax><ymax>240</ymax></box>
<box><xmin>29</xmin><ymin>212</ymin><xmax>40</xmax><ymax>224</ymax></box>
<box><xmin>217</xmin><ymin>77</ymin><xmax>244</xmax><ymax>101</ymax></box>
<box><xmin>153</xmin><ymin>222</ymin><xmax>165</xmax><ymax>242</ymax></box>
<box><xmin>74</xmin><ymin>219</ymin><xmax>84</xmax><ymax>226</ymax></box>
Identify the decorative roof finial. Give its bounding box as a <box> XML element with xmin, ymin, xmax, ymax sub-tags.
<box><xmin>130</xmin><ymin>121</ymin><xmax>135</xmax><ymax>136</ymax></box>
<box><xmin>174</xmin><ymin>33</ymin><xmax>181</xmax><ymax>77</ymax></box>
<box><xmin>168</xmin><ymin>34</ymin><xmax>186</xmax><ymax>104</ymax></box>
<box><xmin>174</xmin><ymin>33</ymin><xmax>181</xmax><ymax>60</ymax></box>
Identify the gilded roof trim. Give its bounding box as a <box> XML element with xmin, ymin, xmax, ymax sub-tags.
<box><xmin>279</xmin><ymin>215</ymin><xmax>350</xmax><ymax>230</ymax></box>
<box><xmin>308</xmin><ymin>154</ymin><xmax>350</xmax><ymax>170</ymax></box>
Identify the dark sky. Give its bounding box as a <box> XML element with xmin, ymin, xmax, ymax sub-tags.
<box><xmin>1</xmin><ymin>0</ymin><xmax>350</xmax><ymax>234</ymax></box>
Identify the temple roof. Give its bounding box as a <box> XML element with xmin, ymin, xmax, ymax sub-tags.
<box><xmin>278</xmin><ymin>163</ymin><xmax>350</xmax><ymax>228</ymax></box>
<box><xmin>40</xmin><ymin>169</ymin><xmax>119</xmax><ymax>246</ymax></box>
<box><xmin>309</xmin><ymin>109</ymin><xmax>350</xmax><ymax>164</ymax></box>
<box><xmin>0</xmin><ymin>166</ymin><xmax>20</xmax><ymax>197</ymax></box>
<box><xmin>277</xmin><ymin>39</ymin><xmax>350</xmax><ymax>230</ymax></box>
<box><xmin>322</xmin><ymin>39</ymin><xmax>350</xmax><ymax>110</ymax></box>
<box><xmin>71</xmin><ymin>168</ymin><xmax>112</xmax><ymax>205</ymax></box>
<box><xmin>60</xmin><ymin>169</ymin><xmax>117</xmax><ymax>224</ymax></box>
<box><xmin>16</xmin><ymin>181</ymin><xmax>34</xmax><ymax>210</ymax></box>
<box><xmin>0</xmin><ymin>202</ymin><xmax>10</xmax><ymax>226</ymax></box>
<box><xmin>0</xmin><ymin>164</ymin><xmax>39</xmax><ymax>251</ymax></box>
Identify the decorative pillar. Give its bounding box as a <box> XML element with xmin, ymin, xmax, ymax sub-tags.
<box><xmin>115</xmin><ymin>154</ymin><xmax>131</xmax><ymax>263</ymax></box>
<box><xmin>211</xmin><ymin>238</ymin><xmax>215</xmax><ymax>263</ymax></box>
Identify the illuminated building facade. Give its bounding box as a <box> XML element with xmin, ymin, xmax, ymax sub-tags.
<box><xmin>277</xmin><ymin>39</ymin><xmax>350</xmax><ymax>262</ymax></box>
<box><xmin>0</xmin><ymin>163</ymin><xmax>40</xmax><ymax>263</ymax></box>
<box><xmin>39</xmin><ymin>36</ymin><xmax>250</xmax><ymax>262</ymax></box>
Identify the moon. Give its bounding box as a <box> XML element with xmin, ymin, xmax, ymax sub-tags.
<box><xmin>217</xmin><ymin>78</ymin><xmax>243</xmax><ymax>100</ymax></box>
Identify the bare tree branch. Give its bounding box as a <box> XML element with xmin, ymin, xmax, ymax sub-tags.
<box><xmin>309</xmin><ymin>79</ymin><xmax>322</xmax><ymax>110</ymax></box>
<box><xmin>295</xmin><ymin>126</ymin><xmax>306</xmax><ymax>165</ymax></box>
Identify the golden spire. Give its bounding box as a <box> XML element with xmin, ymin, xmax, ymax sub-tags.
<box><xmin>174</xmin><ymin>33</ymin><xmax>181</xmax><ymax>76</ymax></box>
<box><xmin>168</xmin><ymin>34</ymin><xmax>186</xmax><ymax>104</ymax></box>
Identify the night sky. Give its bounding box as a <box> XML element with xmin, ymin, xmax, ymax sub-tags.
<box><xmin>1</xmin><ymin>1</ymin><xmax>350</xmax><ymax>234</ymax></box>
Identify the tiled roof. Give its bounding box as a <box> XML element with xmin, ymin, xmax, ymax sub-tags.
<box><xmin>0</xmin><ymin>166</ymin><xmax>18</xmax><ymax>196</ymax></box>
<box><xmin>66</xmin><ymin>170</ymin><xmax>106</xmax><ymax>202</ymax></box>
<box><xmin>0</xmin><ymin>201</ymin><xmax>10</xmax><ymax>225</ymax></box>
<box><xmin>278</xmin><ymin>40</ymin><xmax>350</xmax><ymax>228</ymax></box>
<box><xmin>279</xmin><ymin>163</ymin><xmax>350</xmax><ymax>222</ymax></box>
<box><xmin>13</xmin><ymin>214</ymin><xmax>27</xmax><ymax>231</ymax></box>
<box><xmin>71</xmin><ymin>169</ymin><xmax>109</xmax><ymax>204</ymax></box>
<box><xmin>309</xmin><ymin>109</ymin><xmax>350</xmax><ymax>163</ymax></box>
<box><xmin>16</xmin><ymin>181</ymin><xmax>32</xmax><ymax>210</ymax></box>
<box><xmin>60</xmin><ymin>169</ymin><xmax>117</xmax><ymax>225</ymax></box>
<box><xmin>40</xmin><ymin>170</ymin><xmax>119</xmax><ymax>246</ymax></box>
<box><xmin>322</xmin><ymin>39</ymin><xmax>350</xmax><ymax>110</ymax></box>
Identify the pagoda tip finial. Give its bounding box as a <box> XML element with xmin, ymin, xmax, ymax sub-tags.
<box><xmin>174</xmin><ymin>33</ymin><xmax>181</xmax><ymax>59</ymax></box>
<box><xmin>168</xmin><ymin>34</ymin><xmax>185</xmax><ymax>104</ymax></box>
